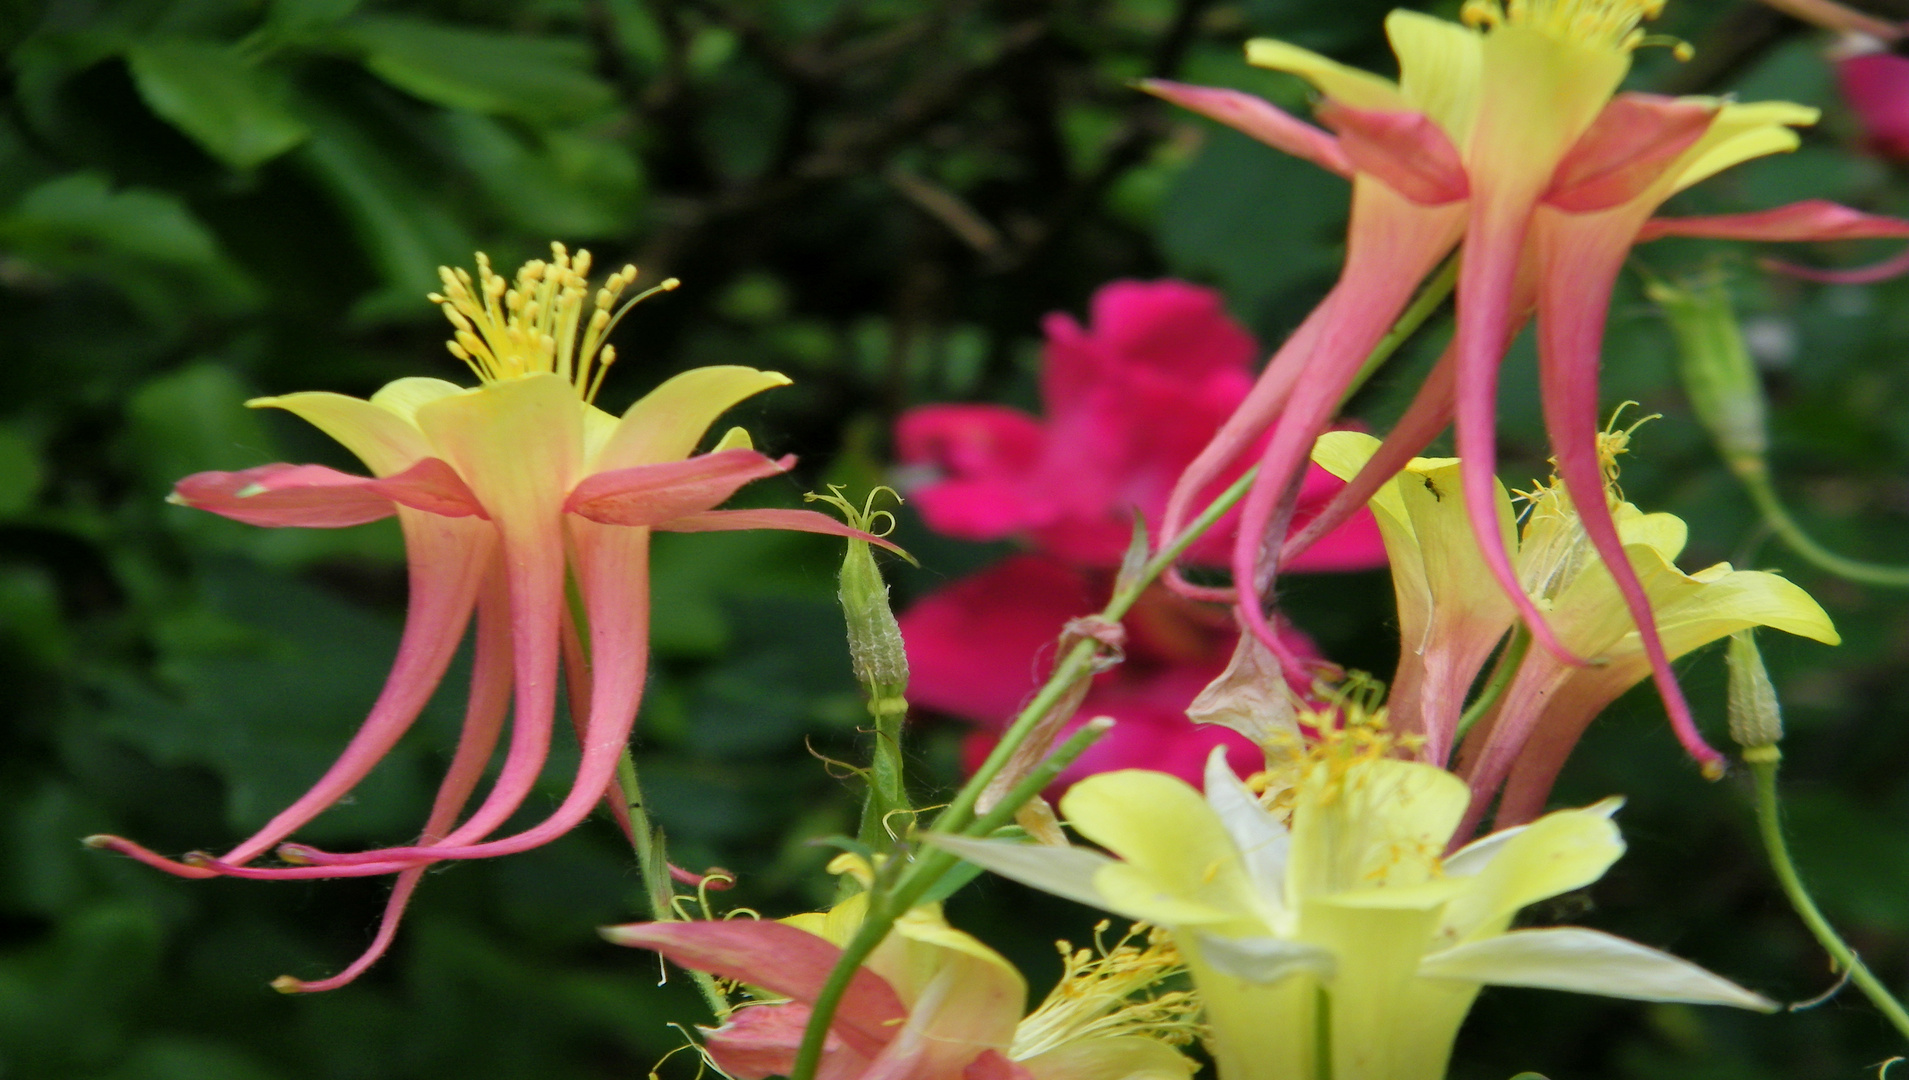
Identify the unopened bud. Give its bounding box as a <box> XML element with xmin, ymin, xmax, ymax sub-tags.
<box><xmin>1648</xmin><ymin>273</ymin><xmax>1769</xmax><ymax>472</ymax></box>
<box><xmin>807</xmin><ymin>486</ymin><xmax>913</xmax><ymax>700</ymax></box>
<box><xmin>1726</xmin><ymin>630</ymin><xmax>1784</xmax><ymax>750</ymax></box>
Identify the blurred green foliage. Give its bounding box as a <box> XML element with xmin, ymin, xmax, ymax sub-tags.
<box><xmin>3</xmin><ymin>0</ymin><xmax>1909</xmax><ymax>1077</ymax></box>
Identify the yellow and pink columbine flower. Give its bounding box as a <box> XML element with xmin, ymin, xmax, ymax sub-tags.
<box><xmin>605</xmin><ymin>871</ymin><xmax>1200</xmax><ymax>1080</ymax></box>
<box><xmin>940</xmin><ymin>734</ymin><xmax>1774</xmax><ymax>1080</ymax></box>
<box><xmin>88</xmin><ymin>245</ymin><xmax>885</xmax><ymax>990</ymax></box>
<box><xmin>1149</xmin><ymin>0</ymin><xmax>1909</xmax><ymax>777</ymax></box>
<box><xmin>1312</xmin><ymin>428</ymin><xmax>1838</xmax><ymax>833</ymax></box>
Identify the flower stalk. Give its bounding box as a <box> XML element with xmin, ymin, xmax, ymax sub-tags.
<box><xmin>1729</xmin><ymin>632</ymin><xmax>1909</xmax><ymax>1042</ymax></box>
<box><xmin>809</xmin><ymin>486</ymin><xmax>918</xmax><ymax>847</ymax></box>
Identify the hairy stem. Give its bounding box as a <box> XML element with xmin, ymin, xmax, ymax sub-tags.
<box><xmin>1748</xmin><ymin>748</ymin><xmax>1909</xmax><ymax>1041</ymax></box>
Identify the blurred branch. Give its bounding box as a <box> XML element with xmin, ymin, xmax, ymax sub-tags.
<box><xmin>1756</xmin><ymin>0</ymin><xmax>1902</xmax><ymax>39</ymax></box>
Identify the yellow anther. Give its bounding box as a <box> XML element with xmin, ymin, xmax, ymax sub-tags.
<box><xmin>429</xmin><ymin>243</ymin><xmax>674</xmax><ymax>401</ymax></box>
<box><xmin>1460</xmin><ymin>0</ymin><xmax>1670</xmax><ymax>52</ymax></box>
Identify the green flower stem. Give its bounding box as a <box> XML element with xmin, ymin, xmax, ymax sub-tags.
<box><xmin>564</xmin><ymin>572</ymin><xmax>728</xmax><ymax>1019</ymax></box>
<box><xmin>616</xmin><ymin>750</ymin><xmax>730</xmax><ymax>1022</ymax></box>
<box><xmin>935</xmin><ymin>465</ymin><xmax>1258</xmax><ymax>838</ymax></box>
<box><xmin>788</xmin><ymin>720</ymin><xmax>1115</xmax><ymax>1080</ymax></box>
<box><xmin>1747</xmin><ymin>747</ymin><xmax>1909</xmax><ymax>1041</ymax></box>
<box><xmin>1453</xmin><ymin>627</ymin><xmax>1530</xmax><ymax>744</ymax></box>
<box><xmin>1732</xmin><ymin>459</ymin><xmax>1909</xmax><ymax>588</ymax></box>
<box><xmin>856</xmin><ymin>691</ymin><xmax>910</xmax><ymax>847</ymax></box>
<box><xmin>1313</xmin><ymin>985</ymin><xmax>1334</xmax><ymax>1080</ymax></box>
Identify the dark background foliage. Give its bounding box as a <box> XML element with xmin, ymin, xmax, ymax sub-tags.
<box><xmin>3</xmin><ymin>0</ymin><xmax>1909</xmax><ymax>1077</ymax></box>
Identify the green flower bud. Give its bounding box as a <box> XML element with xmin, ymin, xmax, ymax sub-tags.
<box><xmin>1648</xmin><ymin>273</ymin><xmax>1769</xmax><ymax>472</ymax></box>
<box><xmin>1726</xmin><ymin>630</ymin><xmax>1784</xmax><ymax>751</ymax></box>
<box><xmin>806</xmin><ymin>486</ymin><xmax>913</xmax><ymax>704</ymax></box>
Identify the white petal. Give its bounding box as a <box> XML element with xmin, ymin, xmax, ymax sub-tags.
<box><xmin>1417</xmin><ymin>928</ymin><xmax>1776</xmax><ymax>1011</ymax></box>
<box><xmin>929</xmin><ymin>835</ymin><xmax>1118</xmax><ymax>913</ymax></box>
<box><xmin>1203</xmin><ymin>747</ymin><xmax>1291</xmax><ymax>917</ymax></box>
<box><xmin>1195</xmin><ymin>932</ymin><xmax>1336</xmax><ymax>984</ymax></box>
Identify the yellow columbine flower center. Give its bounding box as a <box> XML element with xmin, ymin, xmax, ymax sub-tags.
<box><xmin>1258</xmin><ymin>681</ymin><xmax>1422</xmax><ymax>815</ymax></box>
<box><xmin>430</xmin><ymin>242</ymin><xmax>679</xmax><ymax>401</ymax></box>
<box><xmin>1460</xmin><ymin>0</ymin><xmax>1667</xmax><ymax>51</ymax></box>
<box><xmin>1515</xmin><ymin>406</ymin><xmax>1657</xmax><ymax>600</ymax></box>
<box><xmin>1010</xmin><ymin>921</ymin><xmax>1201</xmax><ymax>1061</ymax></box>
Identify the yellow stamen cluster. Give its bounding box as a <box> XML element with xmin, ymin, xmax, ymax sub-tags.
<box><xmin>1515</xmin><ymin>405</ymin><xmax>1658</xmax><ymax>601</ymax></box>
<box><xmin>1460</xmin><ymin>0</ymin><xmax>1669</xmax><ymax>51</ymax></box>
<box><xmin>429</xmin><ymin>242</ymin><xmax>678</xmax><ymax>401</ymax></box>
<box><xmin>1256</xmin><ymin>679</ymin><xmax>1418</xmax><ymax>818</ymax></box>
<box><xmin>1011</xmin><ymin>921</ymin><xmax>1203</xmax><ymax>1061</ymax></box>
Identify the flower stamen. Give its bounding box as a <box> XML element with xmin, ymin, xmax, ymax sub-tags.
<box><xmin>1010</xmin><ymin>922</ymin><xmax>1202</xmax><ymax>1061</ymax></box>
<box><xmin>430</xmin><ymin>243</ymin><xmax>679</xmax><ymax>401</ymax></box>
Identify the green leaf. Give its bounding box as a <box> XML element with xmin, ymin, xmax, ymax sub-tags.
<box><xmin>341</xmin><ymin>16</ymin><xmax>615</xmax><ymax>122</ymax></box>
<box><xmin>0</xmin><ymin>423</ymin><xmax>44</xmax><ymax>515</ymax></box>
<box><xmin>439</xmin><ymin>113</ymin><xmax>643</xmax><ymax>237</ymax></box>
<box><xmin>125</xmin><ymin>39</ymin><xmax>309</xmax><ymax>169</ymax></box>
<box><xmin>291</xmin><ymin>96</ymin><xmax>475</xmax><ymax>320</ymax></box>
<box><xmin>264</xmin><ymin>0</ymin><xmax>363</xmax><ymax>39</ymax></box>
<box><xmin>0</xmin><ymin>172</ymin><xmax>260</xmax><ymax>319</ymax></box>
<box><xmin>1157</xmin><ymin>126</ymin><xmax>1345</xmax><ymax>320</ymax></box>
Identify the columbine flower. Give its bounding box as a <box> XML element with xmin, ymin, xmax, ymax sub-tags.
<box><xmin>88</xmin><ymin>244</ymin><xmax>883</xmax><ymax>990</ymax></box>
<box><xmin>1148</xmin><ymin>0</ymin><xmax>1909</xmax><ymax>777</ymax></box>
<box><xmin>940</xmin><ymin>733</ymin><xmax>1774</xmax><ymax>1080</ymax></box>
<box><xmin>1312</xmin><ymin>427</ymin><xmax>1839</xmax><ymax>831</ymax></box>
<box><xmin>603</xmin><ymin>871</ymin><xmax>1199</xmax><ymax>1080</ymax></box>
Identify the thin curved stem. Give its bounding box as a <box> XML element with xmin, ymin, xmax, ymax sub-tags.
<box><xmin>1748</xmin><ymin>748</ymin><xmax>1909</xmax><ymax>1042</ymax></box>
<box><xmin>1453</xmin><ymin>627</ymin><xmax>1529</xmax><ymax>745</ymax></box>
<box><xmin>1735</xmin><ymin>461</ymin><xmax>1909</xmax><ymax>588</ymax></box>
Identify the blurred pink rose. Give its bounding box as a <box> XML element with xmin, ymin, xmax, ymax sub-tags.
<box><xmin>895</xmin><ymin>280</ymin><xmax>1384</xmax><ymax>791</ymax></box>
<box><xmin>1841</xmin><ymin>49</ymin><xmax>1909</xmax><ymax>160</ymax></box>
<box><xmin>900</xmin><ymin>555</ymin><xmax>1317</xmax><ymax>791</ymax></box>
<box><xmin>896</xmin><ymin>279</ymin><xmax>1386</xmax><ymax>570</ymax></box>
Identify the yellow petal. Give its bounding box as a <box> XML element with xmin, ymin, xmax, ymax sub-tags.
<box><xmin>1670</xmin><ymin>101</ymin><xmax>1819</xmax><ymax>194</ymax></box>
<box><xmin>713</xmin><ymin>425</ymin><xmax>755</xmax><ymax>452</ymax></box>
<box><xmin>1465</xmin><ymin>26</ymin><xmax>1628</xmax><ymax>198</ymax></box>
<box><xmin>252</xmin><ymin>388</ymin><xmax>434</xmax><ymax>477</ymax></box>
<box><xmin>1552</xmin><ymin>544</ymin><xmax>1840</xmax><ymax>660</ymax></box>
<box><xmin>1385</xmin><ymin>10</ymin><xmax>1484</xmax><ymax>146</ymax></box>
<box><xmin>413</xmin><ymin>372</ymin><xmax>584</xmax><ymax>533</ymax></box>
<box><xmin>877</xmin><ymin>905</ymin><xmax>1025</xmax><ymax>1067</ymax></box>
<box><xmin>1614</xmin><ymin>504</ymin><xmax>1687</xmax><ymax>561</ymax></box>
<box><xmin>1299</xmin><ymin>900</ymin><xmax>1451</xmax><ymax>1080</ymax></box>
<box><xmin>1436</xmin><ymin>807</ymin><xmax>1624</xmax><ymax>942</ymax></box>
<box><xmin>783</xmin><ymin>891</ymin><xmax>869</xmax><ymax>947</ymax></box>
<box><xmin>1060</xmin><ymin>771</ymin><xmax>1262</xmax><ymax>929</ymax></box>
<box><xmin>368</xmin><ymin>376</ymin><xmax>466</xmax><ymax>422</ymax></box>
<box><xmin>593</xmin><ymin>366</ymin><xmax>791</xmax><ymax>470</ymax></box>
<box><xmin>1245</xmin><ymin>38</ymin><xmax>1405</xmax><ymax>112</ymax></box>
<box><xmin>1285</xmin><ymin>759</ymin><xmax>1469</xmax><ymax>902</ymax></box>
